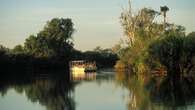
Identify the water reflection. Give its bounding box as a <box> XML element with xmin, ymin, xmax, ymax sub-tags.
<box><xmin>149</xmin><ymin>77</ymin><xmax>195</xmax><ymax>110</ymax></box>
<box><xmin>1</xmin><ymin>69</ymin><xmax>195</xmax><ymax>110</ymax></box>
<box><xmin>0</xmin><ymin>69</ymin><xmax>130</xmax><ymax>110</ymax></box>
<box><xmin>0</xmin><ymin>73</ymin><xmax>75</xmax><ymax>110</ymax></box>
<box><xmin>0</xmin><ymin>70</ymin><xmax>122</xmax><ymax>110</ymax></box>
<box><xmin>115</xmin><ymin>69</ymin><xmax>195</xmax><ymax>110</ymax></box>
<box><xmin>71</xmin><ymin>71</ymin><xmax>96</xmax><ymax>81</ymax></box>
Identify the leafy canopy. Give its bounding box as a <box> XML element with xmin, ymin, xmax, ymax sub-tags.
<box><xmin>24</xmin><ymin>18</ymin><xmax>75</xmax><ymax>58</ymax></box>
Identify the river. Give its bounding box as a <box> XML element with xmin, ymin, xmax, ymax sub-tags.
<box><xmin>0</xmin><ymin>69</ymin><xmax>195</xmax><ymax>110</ymax></box>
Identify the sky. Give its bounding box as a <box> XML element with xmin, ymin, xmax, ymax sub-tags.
<box><xmin>0</xmin><ymin>0</ymin><xmax>195</xmax><ymax>51</ymax></box>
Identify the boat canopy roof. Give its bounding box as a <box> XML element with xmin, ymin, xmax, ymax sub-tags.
<box><xmin>70</xmin><ymin>60</ymin><xmax>85</xmax><ymax>63</ymax></box>
<box><xmin>70</xmin><ymin>60</ymin><xmax>95</xmax><ymax>65</ymax></box>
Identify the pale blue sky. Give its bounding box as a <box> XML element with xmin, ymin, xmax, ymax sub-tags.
<box><xmin>0</xmin><ymin>0</ymin><xmax>194</xmax><ymax>51</ymax></box>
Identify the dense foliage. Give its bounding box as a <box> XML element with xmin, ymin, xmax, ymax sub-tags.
<box><xmin>116</xmin><ymin>5</ymin><xmax>164</xmax><ymax>74</ymax></box>
<box><xmin>116</xmin><ymin>1</ymin><xmax>195</xmax><ymax>81</ymax></box>
<box><xmin>24</xmin><ymin>18</ymin><xmax>74</xmax><ymax>58</ymax></box>
<box><xmin>0</xmin><ymin>18</ymin><xmax>118</xmax><ymax>76</ymax></box>
<box><xmin>148</xmin><ymin>31</ymin><xmax>195</xmax><ymax>78</ymax></box>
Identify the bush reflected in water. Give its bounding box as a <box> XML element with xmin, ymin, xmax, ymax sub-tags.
<box><xmin>0</xmin><ymin>71</ymin><xmax>75</xmax><ymax>110</ymax></box>
<box><xmin>115</xmin><ymin>68</ymin><xmax>195</xmax><ymax>110</ymax></box>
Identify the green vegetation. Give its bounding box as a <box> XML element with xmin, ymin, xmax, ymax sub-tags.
<box><xmin>114</xmin><ymin>3</ymin><xmax>195</xmax><ymax>109</ymax></box>
<box><xmin>0</xmin><ymin>18</ymin><xmax>118</xmax><ymax>77</ymax></box>
<box><xmin>115</xmin><ymin>5</ymin><xmax>163</xmax><ymax>75</ymax></box>
<box><xmin>114</xmin><ymin>2</ymin><xmax>195</xmax><ymax>109</ymax></box>
<box><xmin>24</xmin><ymin>18</ymin><xmax>74</xmax><ymax>58</ymax></box>
<box><xmin>148</xmin><ymin>31</ymin><xmax>195</xmax><ymax>79</ymax></box>
<box><xmin>115</xmin><ymin>1</ymin><xmax>195</xmax><ymax>80</ymax></box>
<box><xmin>83</xmin><ymin>46</ymin><xmax>118</xmax><ymax>68</ymax></box>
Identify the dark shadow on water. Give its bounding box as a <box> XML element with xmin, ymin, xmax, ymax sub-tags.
<box><xmin>0</xmin><ymin>68</ymin><xmax>117</xmax><ymax>110</ymax></box>
<box><xmin>149</xmin><ymin>76</ymin><xmax>195</xmax><ymax>110</ymax></box>
<box><xmin>0</xmin><ymin>70</ymin><xmax>75</xmax><ymax>110</ymax></box>
<box><xmin>115</xmin><ymin>70</ymin><xmax>195</xmax><ymax>110</ymax></box>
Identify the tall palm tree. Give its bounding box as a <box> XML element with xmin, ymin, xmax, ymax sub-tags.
<box><xmin>160</xmin><ymin>6</ymin><xmax>169</xmax><ymax>25</ymax></box>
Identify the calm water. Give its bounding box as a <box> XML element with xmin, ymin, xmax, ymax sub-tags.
<box><xmin>1</xmin><ymin>69</ymin><xmax>195</xmax><ymax>110</ymax></box>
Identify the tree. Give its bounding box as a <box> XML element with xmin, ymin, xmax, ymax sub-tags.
<box><xmin>187</xmin><ymin>31</ymin><xmax>195</xmax><ymax>38</ymax></box>
<box><xmin>148</xmin><ymin>30</ymin><xmax>195</xmax><ymax>78</ymax></box>
<box><xmin>148</xmin><ymin>34</ymin><xmax>183</xmax><ymax>75</ymax></box>
<box><xmin>0</xmin><ymin>45</ymin><xmax>9</xmax><ymax>55</ymax></box>
<box><xmin>24</xmin><ymin>18</ymin><xmax>75</xmax><ymax>58</ymax></box>
<box><xmin>119</xmin><ymin>1</ymin><xmax>164</xmax><ymax>73</ymax></box>
<box><xmin>160</xmin><ymin>6</ymin><xmax>169</xmax><ymax>25</ymax></box>
<box><xmin>24</xmin><ymin>35</ymin><xmax>37</xmax><ymax>54</ymax></box>
<box><xmin>12</xmin><ymin>45</ymin><xmax>24</xmax><ymax>54</ymax></box>
<box><xmin>120</xmin><ymin>5</ymin><xmax>161</xmax><ymax>46</ymax></box>
<box><xmin>93</xmin><ymin>46</ymin><xmax>103</xmax><ymax>52</ymax></box>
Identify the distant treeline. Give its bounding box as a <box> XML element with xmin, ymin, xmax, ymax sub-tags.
<box><xmin>0</xmin><ymin>18</ymin><xmax>118</xmax><ymax>76</ymax></box>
